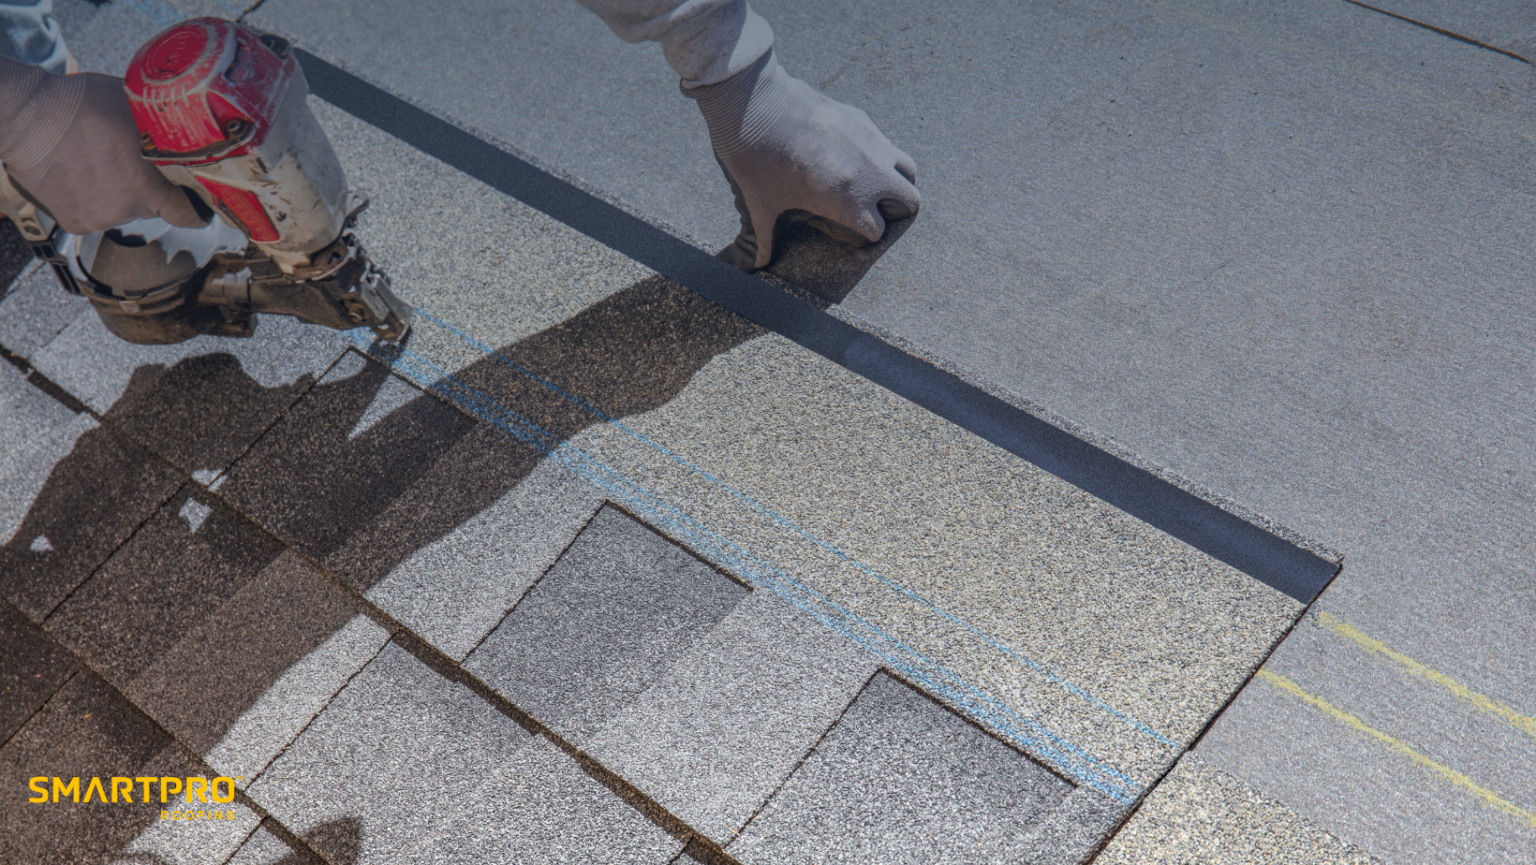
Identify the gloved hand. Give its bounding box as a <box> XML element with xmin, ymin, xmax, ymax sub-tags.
<box><xmin>0</xmin><ymin>57</ymin><xmax>204</xmax><ymax>235</ymax></box>
<box><xmin>686</xmin><ymin>49</ymin><xmax>919</xmax><ymax>271</ymax></box>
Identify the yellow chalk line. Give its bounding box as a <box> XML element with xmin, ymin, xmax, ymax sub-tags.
<box><xmin>1257</xmin><ymin>669</ymin><xmax>1536</xmax><ymax>830</ymax></box>
<box><xmin>1317</xmin><ymin>612</ymin><xmax>1536</xmax><ymax>742</ymax></box>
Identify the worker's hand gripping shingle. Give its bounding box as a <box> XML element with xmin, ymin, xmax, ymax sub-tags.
<box><xmin>0</xmin><ymin>57</ymin><xmax>204</xmax><ymax>235</ymax></box>
<box><xmin>574</xmin><ymin>0</ymin><xmax>918</xmax><ymax>270</ymax></box>
<box><xmin>686</xmin><ymin>49</ymin><xmax>919</xmax><ymax>271</ymax></box>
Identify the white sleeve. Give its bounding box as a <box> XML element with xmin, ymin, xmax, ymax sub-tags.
<box><xmin>0</xmin><ymin>54</ymin><xmax>81</xmax><ymax>174</ymax></box>
<box><xmin>572</xmin><ymin>0</ymin><xmax>773</xmax><ymax>86</ymax></box>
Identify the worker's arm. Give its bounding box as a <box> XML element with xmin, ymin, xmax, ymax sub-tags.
<box><xmin>574</xmin><ymin>0</ymin><xmax>919</xmax><ymax>270</ymax></box>
<box><xmin>0</xmin><ymin>56</ymin><xmax>202</xmax><ymax>234</ymax></box>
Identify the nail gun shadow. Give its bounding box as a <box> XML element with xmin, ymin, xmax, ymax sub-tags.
<box><xmin>0</xmin><ymin>273</ymin><xmax>757</xmax><ymax>864</ymax></box>
<box><xmin>0</xmin><ymin>219</ymin><xmax>32</xmax><ymax>304</ymax></box>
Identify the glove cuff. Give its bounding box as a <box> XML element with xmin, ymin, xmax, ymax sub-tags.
<box><xmin>577</xmin><ymin>0</ymin><xmax>772</xmax><ymax>85</ymax></box>
<box><xmin>0</xmin><ymin>55</ymin><xmax>84</xmax><ymax>174</ymax></box>
<box><xmin>684</xmin><ymin>48</ymin><xmax>795</xmax><ymax>160</ymax></box>
<box><xmin>668</xmin><ymin>2</ymin><xmax>773</xmax><ymax>86</ymax></box>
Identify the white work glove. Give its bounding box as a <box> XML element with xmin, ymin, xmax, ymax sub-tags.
<box><xmin>685</xmin><ymin>48</ymin><xmax>919</xmax><ymax>271</ymax></box>
<box><xmin>573</xmin><ymin>0</ymin><xmax>919</xmax><ymax>272</ymax></box>
<box><xmin>0</xmin><ymin>57</ymin><xmax>204</xmax><ymax>235</ymax></box>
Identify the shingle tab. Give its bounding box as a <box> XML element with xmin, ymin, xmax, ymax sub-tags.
<box><xmin>466</xmin><ymin>504</ymin><xmax>747</xmax><ymax>745</ymax></box>
<box><xmin>125</xmin><ymin>551</ymin><xmax>390</xmax><ymax>781</ymax></box>
<box><xmin>45</xmin><ymin>484</ymin><xmax>284</xmax><ymax>687</ymax></box>
<box><xmin>249</xmin><ymin>640</ymin><xmax>683</xmax><ymax>865</ymax></box>
<box><xmin>0</xmin><ymin>600</ymin><xmax>78</xmax><ymax>743</ymax></box>
<box><xmin>0</xmin><ymin>671</ymin><xmax>258</xmax><ymax>865</ymax></box>
<box><xmin>587</xmin><ymin>590</ymin><xmax>879</xmax><ymax>844</ymax></box>
<box><xmin>729</xmin><ymin>672</ymin><xmax>1076</xmax><ymax>864</ymax></box>
<box><xmin>0</xmin><ymin>263</ymin><xmax>87</xmax><ymax>361</ymax></box>
<box><xmin>28</xmin><ymin>311</ymin><xmax>346</xmax><ymax>475</ymax></box>
<box><xmin>217</xmin><ymin>350</ymin><xmax>480</xmax><ymax>566</ymax></box>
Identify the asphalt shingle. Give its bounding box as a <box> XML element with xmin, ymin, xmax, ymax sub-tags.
<box><xmin>28</xmin><ymin>310</ymin><xmax>346</xmax><ymax>476</ymax></box>
<box><xmin>0</xmin><ymin>263</ymin><xmax>87</xmax><ymax>361</ymax></box>
<box><xmin>217</xmin><ymin>350</ymin><xmax>479</xmax><ymax>567</ymax></box>
<box><xmin>249</xmin><ymin>640</ymin><xmax>683</xmax><ymax>865</ymax></box>
<box><xmin>44</xmin><ymin>483</ymin><xmax>283</xmax><ymax>688</ymax></box>
<box><xmin>728</xmin><ymin>671</ymin><xmax>1074</xmax><ymax>864</ymax></box>
<box><xmin>0</xmin><ymin>600</ymin><xmax>78</xmax><ymax>744</ymax></box>
<box><xmin>465</xmin><ymin>504</ymin><xmax>748</xmax><ymax>745</ymax></box>
<box><xmin>223</xmin><ymin>822</ymin><xmax>327</xmax><ymax>865</ymax></box>
<box><xmin>1</xmin><ymin>360</ymin><xmax>182</xmax><ymax>622</ymax></box>
<box><xmin>124</xmin><ymin>551</ymin><xmax>390</xmax><ymax>784</ymax></box>
<box><xmin>0</xmin><ymin>670</ymin><xmax>258</xmax><ymax>865</ymax></box>
<box><xmin>339</xmin><ymin>439</ymin><xmax>607</xmax><ymax>660</ymax></box>
<box><xmin>587</xmin><ymin>589</ymin><xmax>879</xmax><ymax>844</ymax></box>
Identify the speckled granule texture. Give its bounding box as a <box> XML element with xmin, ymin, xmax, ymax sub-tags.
<box><xmin>1096</xmin><ymin>755</ymin><xmax>1383</xmax><ymax>865</ymax></box>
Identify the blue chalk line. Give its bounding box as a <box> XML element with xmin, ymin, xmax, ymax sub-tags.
<box><xmin>345</xmin><ymin>325</ymin><xmax>1147</xmax><ymax>803</ymax></box>
<box><xmin>414</xmin><ymin>310</ymin><xmax>1174</xmax><ymax>750</ymax></box>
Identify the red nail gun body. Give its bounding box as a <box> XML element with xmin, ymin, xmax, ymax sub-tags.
<box><xmin>24</xmin><ymin>17</ymin><xmax>410</xmax><ymax>345</ymax></box>
<box><xmin>127</xmin><ymin>19</ymin><xmax>346</xmax><ymax>265</ymax></box>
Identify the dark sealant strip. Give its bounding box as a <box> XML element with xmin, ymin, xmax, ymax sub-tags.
<box><xmin>296</xmin><ymin>50</ymin><xmax>1338</xmax><ymax>604</ymax></box>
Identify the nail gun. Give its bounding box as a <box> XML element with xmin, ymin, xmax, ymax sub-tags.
<box><xmin>0</xmin><ymin>17</ymin><xmax>410</xmax><ymax>345</ymax></box>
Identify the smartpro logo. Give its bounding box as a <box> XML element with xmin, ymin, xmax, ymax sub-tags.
<box><xmin>29</xmin><ymin>776</ymin><xmax>241</xmax><ymax>820</ymax></box>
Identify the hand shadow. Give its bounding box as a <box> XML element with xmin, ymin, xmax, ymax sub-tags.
<box><xmin>0</xmin><ymin>271</ymin><xmax>761</xmax><ymax>865</ymax></box>
<box><xmin>745</xmin><ymin>210</ymin><xmax>918</xmax><ymax>309</ymax></box>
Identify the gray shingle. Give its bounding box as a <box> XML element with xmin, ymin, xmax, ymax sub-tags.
<box><xmin>217</xmin><ymin>350</ymin><xmax>481</xmax><ymax>566</ymax></box>
<box><xmin>220</xmin><ymin>348</ymin><xmax>618</xmax><ymax>662</ymax></box>
<box><xmin>0</xmin><ymin>670</ymin><xmax>258</xmax><ymax>865</ymax></box>
<box><xmin>587</xmin><ymin>590</ymin><xmax>879</xmax><ymax>844</ymax></box>
<box><xmin>44</xmin><ymin>484</ymin><xmax>284</xmax><ymax>687</ymax></box>
<box><xmin>465</xmin><ymin>504</ymin><xmax>747</xmax><ymax>745</ymax></box>
<box><xmin>250</xmin><ymin>640</ymin><xmax>682</xmax><ymax>865</ymax></box>
<box><xmin>0</xmin><ymin>599</ymin><xmax>78</xmax><ymax>743</ymax></box>
<box><xmin>124</xmin><ymin>551</ymin><xmax>390</xmax><ymax>782</ymax></box>
<box><xmin>28</xmin><ymin>310</ymin><xmax>346</xmax><ymax>475</ymax></box>
<box><xmin>728</xmin><ymin>672</ymin><xmax>1077</xmax><ymax>864</ymax></box>
<box><xmin>345</xmin><ymin>442</ymin><xmax>607</xmax><ymax>661</ymax></box>
<box><xmin>0</xmin><ymin>263</ymin><xmax>87</xmax><ymax>361</ymax></box>
<box><xmin>223</xmin><ymin>823</ymin><xmax>326</xmax><ymax>865</ymax></box>
<box><xmin>1</xmin><ymin>354</ymin><xmax>187</xmax><ymax>622</ymax></box>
